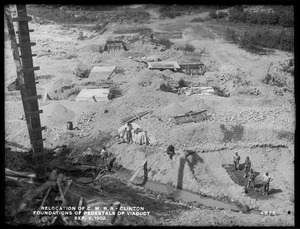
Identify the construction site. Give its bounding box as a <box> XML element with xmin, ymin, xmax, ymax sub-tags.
<box><xmin>4</xmin><ymin>4</ymin><xmax>295</xmax><ymax>226</ymax></box>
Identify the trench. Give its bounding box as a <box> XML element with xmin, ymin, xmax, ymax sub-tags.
<box><xmin>113</xmin><ymin>168</ymin><xmax>263</xmax><ymax>216</ymax></box>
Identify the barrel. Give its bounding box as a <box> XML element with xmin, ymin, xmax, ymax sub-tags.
<box><xmin>67</xmin><ymin>121</ymin><xmax>73</xmax><ymax>130</ymax></box>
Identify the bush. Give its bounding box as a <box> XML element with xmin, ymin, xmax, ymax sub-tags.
<box><xmin>178</xmin><ymin>79</ymin><xmax>188</xmax><ymax>88</ymax></box>
<box><xmin>183</xmin><ymin>43</ymin><xmax>195</xmax><ymax>52</ymax></box>
<box><xmin>227</xmin><ymin>5</ymin><xmax>293</xmax><ymax>27</ymax></box>
<box><xmin>225</xmin><ymin>27</ymin><xmax>239</xmax><ymax>42</ymax></box>
<box><xmin>217</xmin><ymin>11</ymin><xmax>228</xmax><ymax>19</ymax></box>
<box><xmin>159</xmin><ymin>5</ymin><xmax>183</xmax><ymax>19</ymax></box>
<box><xmin>92</xmin><ymin>23</ymin><xmax>102</xmax><ymax>32</ymax></box>
<box><xmin>209</xmin><ymin>10</ymin><xmax>218</xmax><ymax>19</ymax></box>
<box><xmin>73</xmin><ymin>62</ymin><xmax>90</xmax><ymax>78</ymax></box>
<box><xmin>228</xmin><ymin>7</ymin><xmax>243</xmax><ymax>22</ymax></box>
<box><xmin>279</xmin><ymin>11</ymin><xmax>294</xmax><ymax>27</ymax></box>
<box><xmin>226</xmin><ymin>28</ymin><xmax>294</xmax><ymax>53</ymax></box>
<box><xmin>77</xmin><ymin>31</ymin><xmax>85</xmax><ymax>40</ymax></box>
<box><xmin>151</xmin><ymin>38</ymin><xmax>173</xmax><ymax>50</ymax></box>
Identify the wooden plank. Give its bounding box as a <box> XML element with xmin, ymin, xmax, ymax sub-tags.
<box><xmin>17</xmin><ymin>42</ymin><xmax>36</xmax><ymax>47</ymax></box>
<box><xmin>109</xmin><ymin>202</ymin><xmax>121</xmax><ymax>225</ymax></box>
<box><xmin>29</xmin><ymin>126</ymin><xmax>46</xmax><ymax>132</ymax></box>
<box><xmin>49</xmin><ymin>170</ymin><xmax>58</xmax><ymax>181</ymax></box>
<box><xmin>121</xmin><ymin>111</ymin><xmax>149</xmax><ymax>124</ymax></box>
<box><xmin>5</xmin><ymin>175</ymin><xmax>34</xmax><ymax>184</ymax></box>
<box><xmin>5</xmin><ymin>168</ymin><xmax>36</xmax><ymax>178</ymax></box>
<box><xmin>55</xmin><ymin>180</ymin><xmax>72</xmax><ymax>201</ymax></box>
<box><xmin>26</xmin><ymin>109</ymin><xmax>43</xmax><ymax>116</ymax></box>
<box><xmin>16</xmin><ymin>29</ymin><xmax>34</xmax><ymax>33</ymax></box>
<box><xmin>20</xmin><ymin>54</ymin><xmax>37</xmax><ymax>58</ymax></box>
<box><xmin>129</xmin><ymin>159</ymin><xmax>147</xmax><ymax>183</ymax></box>
<box><xmin>23</xmin><ymin>94</ymin><xmax>42</xmax><ymax>101</ymax></box>
<box><xmin>56</xmin><ymin>174</ymin><xmax>64</xmax><ymax>186</ymax></box>
<box><xmin>63</xmin><ymin>180</ymin><xmax>72</xmax><ymax>195</ymax></box>
<box><xmin>174</xmin><ymin>110</ymin><xmax>207</xmax><ymax>118</ymax></box>
<box><xmin>20</xmin><ymin>54</ymin><xmax>37</xmax><ymax>59</ymax></box>
<box><xmin>78</xmin><ymin>197</ymin><xmax>83</xmax><ymax>208</ymax></box>
<box><xmin>56</xmin><ymin>174</ymin><xmax>66</xmax><ymax>204</ymax></box>
<box><xmin>21</xmin><ymin>66</ymin><xmax>40</xmax><ymax>73</ymax></box>
<box><xmin>12</xmin><ymin>16</ymin><xmax>32</xmax><ymax>22</ymax></box>
<box><xmin>174</xmin><ymin>114</ymin><xmax>210</xmax><ymax>125</ymax></box>
<box><xmin>107</xmin><ymin>68</ymin><xmax>116</xmax><ymax>80</ymax></box>
<box><xmin>19</xmin><ymin>81</ymin><xmax>39</xmax><ymax>88</ymax></box>
<box><xmin>40</xmin><ymin>186</ymin><xmax>52</xmax><ymax>207</ymax></box>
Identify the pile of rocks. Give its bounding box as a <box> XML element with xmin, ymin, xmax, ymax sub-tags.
<box><xmin>73</xmin><ymin>112</ymin><xmax>97</xmax><ymax>138</ymax></box>
<box><xmin>212</xmin><ymin>110</ymin><xmax>266</xmax><ymax>125</ymax></box>
<box><xmin>211</xmin><ymin>107</ymin><xmax>294</xmax><ymax>131</ymax></box>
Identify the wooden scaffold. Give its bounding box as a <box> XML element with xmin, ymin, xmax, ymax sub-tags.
<box><xmin>5</xmin><ymin>4</ymin><xmax>48</xmax><ymax>178</ymax></box>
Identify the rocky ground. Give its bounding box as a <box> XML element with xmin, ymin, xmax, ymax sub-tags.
<box><xmin>5</xmin><ymin>5</ymin><xmax>294</xmax><ymax>226</ymax></box>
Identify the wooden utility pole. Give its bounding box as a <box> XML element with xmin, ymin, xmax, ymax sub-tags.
<box><xmin>5</xmin><ymin>5</ymin><xmax>48</xmax><ymax>179</ymax></box>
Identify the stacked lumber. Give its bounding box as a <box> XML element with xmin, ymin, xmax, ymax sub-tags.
<box><xmin>173</xmin><ymin>110</ymin><xmax>210</xmax><ymax>125</ymax></box>
<box><xmin>121</xmin><ymin>111</ymin><xmax>149</xmax><ymax>124</ymax></box>
<box><xmin>5</xmin><ymin>168</ymin><xmax>36</xmax><ymax>185</ymax></box>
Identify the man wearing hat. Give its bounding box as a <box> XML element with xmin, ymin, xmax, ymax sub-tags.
<box><xmin>233</xmin><ymin>152</ymin><xmax>241</xmax><ymax>170</ymax></box>
<box><xmin>245</xmin><ymin>169</ymin><xmax>256</xmax><ymax>192</ymax></box>
<box><xmin>262</xmin><ymin>172</ymin><xmax>273</xmax><ymax>196</ymax></box>
<box><xmin>244</xmin><ymin>156</ymin><xmax>251</xmax><ymax>178</ymax></box>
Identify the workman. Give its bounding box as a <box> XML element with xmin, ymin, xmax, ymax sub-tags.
<box><xmin>100</xmin><ymin>146</ymin><xmax>108</xmax><ymax>168</ymax></box>
<box><xmin>233</xmin><ymin>152</ymin><xmax>241</xmax><ymax>170</ymax></box>
<box><xmin>166</xmin><ymin>145</ymin><xmax>175</xmax><ymax>159</ymax></box>
<box><xmin>107</xmin><ymin>157</ymin><xmax>116</xmax><ymax>172</ymax></box>
<box><xmin>262</xmin><ymin>172</ymin><xmax>273</xmax><ymax>196</ymax></box>
<box><xmin>126</xmin><ymin>122</ymin><xmax>133</xmax><ymax>144</ymax></box>
<box><xmin>246</xmin><ymin>169</ymin><xmax>255</xmax><ymax>191</ymax></box>
<box><xmin>244</xmin><ymin>156</ymin><xmax>251</xmax><ymax>178</ymax></box>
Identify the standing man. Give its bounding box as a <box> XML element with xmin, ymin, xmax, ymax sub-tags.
<box><xmin>101</xmin><ymin>146</ymin><xmax>108</xmax><ymax>169</ymax></box>
<box><xmin>262</xmin><ymin>172</ymin><xmax>273</xmax><ymax>196</ymax></box>
<box><xmin>126</xmin><ymin>122</ymin><xmax>133</xmax><ymax>144</ymax></box>
<box><xmin>233</xmin><ymin>152</ymin><xmax>241</xmax><ymax>170</ymax></box>
<box><xmin>246</xmin><ymin>169</ymin><xmax>255</xmax><ymax>192</ymax></box>
<box><xmin>166</xmin><ymin>145</ymin><xmax>175</xmax><ymax>159</ymax></box>
<box><xmin>244</xmin><ymin>156</ymin><xmax>251</xmax><ymax>178</ymax></box>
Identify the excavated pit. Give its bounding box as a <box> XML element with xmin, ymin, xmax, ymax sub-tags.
<box><xmin>111</xmin><ymin>140</ymin><xmax>293</xmax><ymax>216</ymax></box>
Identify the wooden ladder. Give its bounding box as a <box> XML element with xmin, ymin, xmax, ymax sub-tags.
<box><xmin>5</xmin><ymin>5</ymin><xmax>48</xmax><ymax>178</ymax></box>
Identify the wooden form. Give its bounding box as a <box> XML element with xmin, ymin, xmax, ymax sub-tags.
<box><xmin>104</xmin><ymin>40</ymin><xmax>127</xmax><ymax>53</ymax></box>
<box><xmin>121</xmin><ymin>111</ymin><xmax>149</xmax><ymax>124</ymax></box>
<box><xmin>179</xmin><ymin>63</ymin><xmax>205</xmax><ymax>76</ymax></box>
<box><xmin>40</xmin><ymin>172</ymin><xmax>72</xmax><ymax>208</ymax></box>
<box><xmin>174</xmin><ymin>110</ymin><xmax>210</xmax><ymax>125</ymax></box>
<box><xmin>148</xmin><ymin>61</ymin><xmax>181</xmax><ymax>70</ymax></box>
<box><xmin>5</xmin><ymin>5</ymin><xmax>47</xmax><ymax>178</ymax></box>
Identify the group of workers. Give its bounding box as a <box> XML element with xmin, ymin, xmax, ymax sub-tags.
<box><xmin>233</xmin><ymin>152</ymin><xmax>273</xmax><ymax>196</ymax></box>
<box><xmin>120</xmin><ymin>122</ymin><xmax>149</xmax><ymax>145</ymax></box>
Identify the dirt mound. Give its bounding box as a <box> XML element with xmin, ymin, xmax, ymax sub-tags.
<box><xmin>133</xmin><ymin>69</ymin><xmax>169</xmax><ymax>88</ymax></box>
<box><xmin>169</xmin><ymin>72</ymin><xmax>189</xmax><ymax>81</ymax></box>
<box><xmin>161</xmin><ymin>102</ymin><xmax>189</xmax><ymax>115</ymax></box>
<box><xmin>41</xmin><ymin>103</ymin><xmax>75</xmax><ymax>127</ymax></box>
